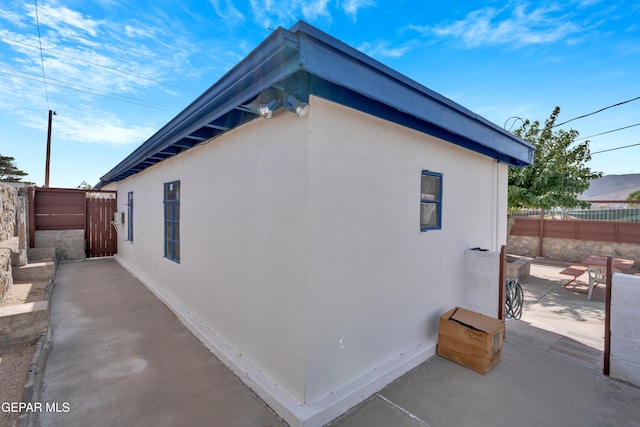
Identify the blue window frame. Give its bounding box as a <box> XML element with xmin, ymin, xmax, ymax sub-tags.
<box><xmin>127</xmin><ymin>191</ymin><xmax>134</xmax><ymax>242</ymax></box>
<box><xmin>164</xmin><ymin>181</ymin><xmax>180</xmax><ymax>263</ymax></box>
<box><xmin>420</xmin><ymin>171</ymin><xmax>442</xmax><ymax>231</ymax></box>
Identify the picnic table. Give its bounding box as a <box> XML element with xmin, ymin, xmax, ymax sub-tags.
<box><xmin>560</xmin><ymin>256</ymin><xmax>634</xmax><ymax>300</ymax></box>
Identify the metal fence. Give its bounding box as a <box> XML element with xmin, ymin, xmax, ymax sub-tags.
<box><xmin>511</xmin><ymin>201</ymin><xmax>640</xmax><ymax>222</ymax></box>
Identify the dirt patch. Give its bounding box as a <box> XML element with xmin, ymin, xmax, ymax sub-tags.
<box><xmin>0</xmin><ymin>342</ymin><xmax>36</xmax><ymax>427</ymax></box>
<box><xmin>0</xmin><ymin>279</ymin><xmax>50</xmax><ymax>425</ymax></box>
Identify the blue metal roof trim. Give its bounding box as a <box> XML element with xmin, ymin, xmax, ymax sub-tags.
<box><xmin>289</xmin><ymin>21</ymin><xmax>534</xmax><ymax>167</ymax></box>
<box><xmin>98</xmin><ymin>21</ymin><xmax>533</xmax><ymax>188</ymax></box>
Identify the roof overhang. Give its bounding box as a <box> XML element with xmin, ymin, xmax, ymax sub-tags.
<box><xmin>97</xmin><ymin>21</ymin><xmax>533</xmax><ymax>188</ymax></box>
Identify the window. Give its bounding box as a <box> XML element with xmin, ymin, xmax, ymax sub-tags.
<box><xmin>420</xmin><ymin>171</ymin><xmax>442</xmax><ymax>231</ymax></box>
<box><xmin>164</xmin><ymin>181</ymin><xmax>180</xmax><ymax>262</ymax></box>
<box><xmin>127</xmin><ymin>192</ymin><xmax>134</xmax><ymax>242</ymax></box>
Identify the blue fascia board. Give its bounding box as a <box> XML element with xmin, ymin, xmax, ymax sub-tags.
<box><xmin>98</xmin><ymin>28</ymin><xmax>303</xmax><ymax>186</ymax></box>
<box><xmin>290</xmin><ymin>21</ymin><xmax>533</xmax><ymax>167</ymax></box>
<box><xmin>97</xmin><ymin>21</ymin><xmax>533</xmax><ymax>188</ymax></box>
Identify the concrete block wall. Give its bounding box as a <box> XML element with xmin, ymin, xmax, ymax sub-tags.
<box><xmin>463</xmin><ymin>249</ymin><xmax>499</xmax><ymax>318</ymax></box>
<box><xmin>35</xmin><ymin>230</ymin><xmax>85</xmax><ymax>261</ymax></box>
<box><xmin>610</xmin><ymin>273</ymin><xmax>640</xmax><ymax>387</ymax></box>
<box><xmin>0</xmin><ymin>301</ymin><xmax>49</xmax><ymax>346</ymax></box>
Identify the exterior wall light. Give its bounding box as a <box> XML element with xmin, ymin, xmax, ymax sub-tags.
<box><xmin>257</xmin><ymin>99</ymin><xmax>282</xmax><ymax>119</ymax></box>
<box><xmin>243</xmin><ymin>89</ymin><xmax>310</xmax><ymax>119</ymax></box>
<box><xmin>283</xmin><ymin>94</ymin><xmax>310</xmax><ymax>118</ymax></box>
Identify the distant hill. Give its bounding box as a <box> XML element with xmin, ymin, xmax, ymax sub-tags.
<box><xmin>581</xmin><ymin>173</ymin><xmax>640</xmax><ymax>201</ymax></box>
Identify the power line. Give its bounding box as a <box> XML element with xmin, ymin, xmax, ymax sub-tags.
<box><xmin>0</xmin><ymin>66</ymin><xmax>167</xmax><ymax>108</ymax></box>
<box><xmin>553</xmin><ymin>95</ymin><xmax>640</xmax><ymax>128</ymax></box>
<box><xmin>0</xmin><ymin>68</ymin><xmax>171</xmax><ymax>111</ymax></box>
<box><xmin>33</xmin><ymin>0</ymin><xmax>50</xmax><ymax>107</ymax></box>
<box><xmin>576</xmin><ymin>122</ymin><xmax>640</xmax><ymax>141</ymax></box>
<box><xmin>591</xmin><ymin>142</ymin><xmax>640</xmax><ymax>155</ymax></box>
<box><xmin>0</xmin><ymin>34</ymin><xmax>187</xmax><ymax>91</ymax></box>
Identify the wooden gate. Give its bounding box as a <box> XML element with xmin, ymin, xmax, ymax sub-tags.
<box><xmin>86</xmin><ymin>195</ymin><xmax>117</xmax><ymax>257</ymax></box>
<box><xmin>29</xmin><ymin>188</ymin><xmax>117</xmax><ymax>258</ymax></box>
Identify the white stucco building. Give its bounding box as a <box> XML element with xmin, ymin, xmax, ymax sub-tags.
<box><xmin>97</xmin><ymin>21</ymin><xmax>534</xmax><ymax>427</ymax></box>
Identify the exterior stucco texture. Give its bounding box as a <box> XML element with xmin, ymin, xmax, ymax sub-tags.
<box><xmin>109</xmin><ymin>96</ymin><xmax>509</xmax><ymax>426</ymax></box>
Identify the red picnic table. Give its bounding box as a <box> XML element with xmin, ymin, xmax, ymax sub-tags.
<box><xmin>560</xmin><ymin>256</ymin><xmax>635</xmax><ymax>300</ymax></box>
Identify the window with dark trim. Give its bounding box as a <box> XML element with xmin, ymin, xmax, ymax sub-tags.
<box><xmin>164</xmin><ymin>181</ymin><xmax>180</xmax><ymax>263</ymax></box>
<box><xmin>420</xmin><ymin>171</ymin><xmax>442</xmax><ymax>231</ymax></box>
<box><xmin>127</xmin><ymin>191</ymin><xmax>134</xmax><ymax>242</ymax></box>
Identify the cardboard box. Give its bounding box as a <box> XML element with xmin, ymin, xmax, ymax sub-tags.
<box><xmin>437</xmin><ymin>307</ymin><xmax>504</xmax><ymax>374</ymax></box>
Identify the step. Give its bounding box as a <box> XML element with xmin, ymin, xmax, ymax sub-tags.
<box><xmin>3</xmin><ymin>280</ymin><xmax>50</xmax><ymax>306</ymax></box>
<box><xmin>0</xmin><ymin>301</ymin><xmax>49</xmax><ymax>347</ymax></box>
<box><xmin>27</xmin><ymin>247</ymin><xmax>56</xmax><ymax>262</ymax></box>
<box><xmin>12</xmin><ymin>261</ymin><xmax>56</xmax><ymax>282</ymax></box>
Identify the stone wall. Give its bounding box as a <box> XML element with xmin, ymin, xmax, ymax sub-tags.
<box><xmin>508</xmin><ymin>235</ymin><xmax>640</xmax><ymax>263</ymax></box>
<box><xmin>0</xmin><ymin>184</ymin><xmax>17</xmax><ymax>240</ymax></box>
<box><xmin>0</xmin><ymin>248</ymin><xmax>11</xmax><ymax>303</ymax></box>
<box><xmin>0</xmin><ymin>183</ymin><xmax>18</xmax><ymax>303</ymax></box>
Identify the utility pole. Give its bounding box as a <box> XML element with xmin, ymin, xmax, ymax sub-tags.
<box><xmin>44</xmin><ymin>109</ymin><xmax>55</xmax><ymax>187</ymax></box>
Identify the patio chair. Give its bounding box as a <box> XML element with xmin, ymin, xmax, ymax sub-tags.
<box><xmin>587</xmin><ymin>267</ymin><xmax>606</xmax><ymax>300</ymax></box>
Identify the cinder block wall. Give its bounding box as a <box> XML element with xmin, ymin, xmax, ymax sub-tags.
<box><xmin>463</xmin><ymin>249</ymin><xmax>499</xmax><ymax>318</ymax></box>
<box><xmin>610</xmin><ymin>273</ymin><xmax>640</xmax><ymax>387</ymax></box>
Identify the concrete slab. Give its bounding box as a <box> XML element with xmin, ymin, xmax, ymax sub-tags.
<box><xmin>40</xmin><ymin>259</ymin><xmax>286</xmax><ymax>427</ymax></box>
<box><xmin>330</xmin><ymin>320</ymin><xmax>640</xmax><ymax>427</ymax></box>
<box><xmin>519</xmin><ymin>262</ymin><xmax>606</xmax><ymax>350</ymax></box>
<box><xmin>329</xmin><ymin>262</ymin><xmax>640</xmax><ymax>427</ymax></box>
<box><xmin>38</xmin><ymin>259</ymin><xmax>640</xmax><ymax>427</ymax></box>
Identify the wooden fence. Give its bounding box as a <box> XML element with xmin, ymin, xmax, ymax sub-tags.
<box><xmin>510</xmin><ymin>218</ymin><xmax>640</xmax><ymax>244</ymax></box>
<box><xmin>29</xmin><ymin>187</ymin><xmax>117</xmax><ymax>257</ymax></box>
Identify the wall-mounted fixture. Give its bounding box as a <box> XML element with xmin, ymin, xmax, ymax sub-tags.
<box><xmin>258</xmin><ymin>98</ymin><xmax>282</xmax><ymax>119</ymax></box>
<box><xmin>282</xmin><ymin>94</ymin><xmax>310</xmax><ymax>118</ymax></box>
<box><xmin>243</xmin><ymin>88</ymin><xmax>310</xmax><ymax>119</ymax></box>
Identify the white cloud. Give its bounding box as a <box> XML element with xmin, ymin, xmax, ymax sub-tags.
<box><xmin>0</xmin><ymin>3</ymin><xmax>203</xmax><ymax>149</ymax></box>
<box><xmin>25</xmin><ymin>4</ymin><xmax>103</xmax><ymax>39</ymax></box>
<box><xmin>341</xmin><ymin>0</ymin><xmax>375</xmax><ymax>22</ymax></box>
<box><xmin>249</xmin><ymin>0</ymin><xmax>334</xmax><ymax>28</ymax></box>
<box><xmin>209</xmin><ymin>0</ymin><xmax>245</xmax><ymax>25</ymax></box>
<box><xmin>358</xmin><ymin>40</ymin><xmax>411</xmax><ymax>58</ymax></box>
<box><xmin>0</xmin><ymin>9</ymin><xmax>28</xmax><ymax>27</ymax></box>
<box><xmin>415</xmin><ymin>4</ymin><xmax>582</xmax><ymax>47</ymax></box>
<box><xmin>54</xmin><ymin>109</ymin><xmax>155</xmax><ymax>146</ymax></box>
<box><xmin>124</xmin><ymin>25</ymin><xmax>157</xmax><ymax>39</ymax></box>
<box><xmin>302</xmin><ymin>0</ymin><xmax>331</xmax><ymax>21</ymax></box>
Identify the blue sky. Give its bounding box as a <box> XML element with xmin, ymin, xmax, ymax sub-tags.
<box><xmin>1</xmin><ymin>0</ymin><xmax>639</xmax><ymax>188</ymax></box>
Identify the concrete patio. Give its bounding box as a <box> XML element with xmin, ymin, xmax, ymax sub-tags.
<box><xmin>38</xmin><ymin>258</ymin><xmax>640</xmax><ymax>426</ymax></box>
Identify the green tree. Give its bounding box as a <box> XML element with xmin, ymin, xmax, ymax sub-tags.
<box><xmin>627</xmin><ymin>189</ymin><xmax>640</xmax><ymax>201</ymax></box>
<box><xmin>508</xmin><ymin>107</ymin><xmax>602</xmax><ymax>210</ymax></box>
<box><xmin>0</xmin><ymin>155</ymin><xmax>32</xmax><ymax>184</ymax></box>
<box><xmin>77</xmin><ymin>181</ymin><xmax>92</xmax><ymax>190</ymax></box>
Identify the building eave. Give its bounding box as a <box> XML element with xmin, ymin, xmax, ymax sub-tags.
<box><xmin>97</xmin><ymin>21</ymin><xmax>533</xmax><ymax>188</ymax></box>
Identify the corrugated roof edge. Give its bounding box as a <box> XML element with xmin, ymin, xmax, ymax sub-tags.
<box><xmin>96</xmin><ymin>21</ymin><xmax>533</xmax><ymax>188</ymax></box>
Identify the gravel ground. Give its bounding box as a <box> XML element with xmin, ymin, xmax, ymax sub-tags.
<box><xmin>0</xmin><ymin>342</ymin><xmax>36</xmax><ymax>427</ymax></box>
<box><xmin>0</xmin><ymin>279</ymin><xmax>49</xmax><ymax>427</ymax></box>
